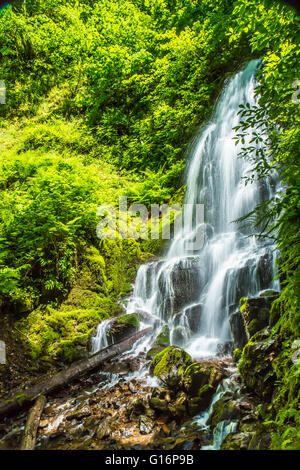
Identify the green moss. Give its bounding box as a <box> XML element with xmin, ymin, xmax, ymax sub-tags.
<box><xmin>16</xmin><ymin>306</ymin><xmax>109</xmax><ymax>364</ymax></box>
<box><xmin>233</xmin><ymin>348</ymin><xmax>241</xmax><ymax>362</ymax></box>
<box><xmin>150</xmin><ymin>346</ymin><xmax>193</xmax><ymax>388</ymax></box>
<box><xmin>240</xmin><ymin>297</ymin><xmax>247</xmax><ymax>313</ymax></box>
<box><xmin>15</xmin><ymin>393</ymin><xmax>27</xmax><ymax>406</ymax></box>
<box><xmin>116</xmin><ymin>313</ymin><xmax>139</xmax><ymax>329</ymax></box>
<box><xmin>146</xmin><ymin>325</ymin><xmax>170</xmax><ymax>359</ymax></box>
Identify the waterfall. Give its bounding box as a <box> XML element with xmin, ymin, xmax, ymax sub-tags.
<box><xmin>126</xmin><ymin>59</ymin><xmax>277</xmax><ymax>357</ymax></box>
<box><xmin>91</xmin><ymin>319</ymin><xmax>112</xmax><ymax>353</ymax></box>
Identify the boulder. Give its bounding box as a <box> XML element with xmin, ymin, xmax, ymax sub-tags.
<box><xmin>171</xmin><ymin>326</ymin><xmax>186</xmax><ymax>346</ymax></box>
<box><xmin>146</xmin><ymin>325</ymin><xmax>170</xmax><ymax>359</ymax></box>
<box><xmin>107</xmin><ymin>313</ymin><xmax>139</xmax><ymax>344</ymax></box>
<box><xmin>150</xmin><ymin>346</ymin><xmax>193</xmax><ymax>388</ymax></box>
<box><xmin>238</xmin><ymin>335</ymin><xmax>279</xmax><ymax>401</ymax></box>
<box><xmin>241</xmin><ymin>297</ymin><xmax>271</xmax><ymax>338</ymax></box>
<box><xmin>207</xmin><ymin>398</ymin><xmax>242</xmax><ymax>430</ymax></box>
<box><xmin>229</xmin><ymin>311</ymin><xmax>248</xmax><ymax>349</ymax></box>
<box><xmin>183</xmin><ymin>304</ymin><xmax>202</xmax><ymax>333</ymax></box>
<box><xmin>181</xmin><ymin>361</ymin><xmax>228</xmax><ymax>416</ymax></box>
<box><xmin>187</xmin><ymin>385</ymin><xmax>215</xmax><ymax>415</ymax></box>
<box><xmin>181</xmin><ymin>361</ymin><xmax>227</xmax><ymax>396</ymax></box>
<box><xmin>157</xmin><ymin>258</ymin><xmax>204</xmax><ymax>318</ymax></box>
<box><xmin>220</xmin><ymin>431</ymin><xmax>254</xmax><ymax>450</ymax></box>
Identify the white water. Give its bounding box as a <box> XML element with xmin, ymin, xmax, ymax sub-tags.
<box><xmin>125</xmin><ymin>59</ymin><xmax>277</xmax><ymax>357</ymax></box>
<box><xmin>91</xmin><ymin>319</ymin><xmax>111</xmax><ymax>353</ymax></box>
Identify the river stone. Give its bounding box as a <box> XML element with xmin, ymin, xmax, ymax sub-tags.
<box><xmin>139</xmin><ymin>415</ymin><xmax>154</xmax><ymax>435</ymax></box>
<box><xmin>150</xmin><ymin>346</ymin><xmax>193</xmax><ymax>388</ymax></box>
<box><xmin>96</xmin><ymin>418</ymin><xmax>112</xmax><ymax>440</ymax></box>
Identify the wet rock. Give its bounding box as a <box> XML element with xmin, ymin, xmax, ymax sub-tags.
<box><xmin>242</xmin><ymin>297</ymin><xmax>271</xmax><ymax>337</ymax></box>
<box><xmin>107</xmin><ymin>314</ymin><xmax>140</xmax><ymax>344</ymax></box>
<box><xmin>128</xmin><ymin>398</ymin><xmax>146</xmax><ymax>417</ymax></box>
<box><xmin>139</xmin><ymin>415</ymin><xmax>154</xmax><ymax>435</ymax></box>
<box><xmin>220</xmin><ymin>431</ymin><xmax>254</xmax><ymax>450</ymax></box>
<box><xmin>256</xmin><ymin>250</ymin><xmax>274</xmax><ymax>290</ymax></box>
<box><xmin>216</xmin><ymin>341</ymin><xmax>234</xmax><ymax>356</ymax></box>
<box><xmin>150</xmin><ymin>346</ymin><xmax>193</xmax><ymax>388</ymax></box>
<box><xmin>181</xmin><ymin>361</ymin><xmax>227</xmax><ymax>396</ymax></box>
<box><xmin>146</xmin><ymin>325</ymin><xmax>170</xmax><ymax>359</ymax></box>
<box><xmin>187</xmin><ymin>385</ymin><xmax>215</xmax><ymax>415</ymax></box>
<box><xmin>229</xmin><ymin>311</ymin><xmax>248</xmax><ymax>349</ymax></box>
<box><xmin>157</xmin><ymin>258</ymin><xmax>204</xmax><ymax>317</ymax></box>
<box><xmin>96</xmin><ymin>418</ymin><xmax>111</xmax><ymax>440</ymax></box>
<box><xmin>238</xmin><ymin>336</ymin><xmax>279</xmax><ymax>400</ymax></box>
<box><xmin>248</xmin><ymin>424</ymin><xmax>273</xmax><ymax>450</ymax></box>
<box><xmin>168</xmin><ymin>391</ymin><xmax>188</xmax><ymax>419</ymax></box>
<box><xmin>66</xmin><ymin>406</ymin><xmax>91</xmax><ymax>421</ymax></box>
<box><xmin>183</xmin><ymin>304</ymin><xmax>202</xmax><ymax>333</ymax></box>
<box><xmin>207</xmin><ymin>398</ymin><xmax>243</xmax><ymax>429</ymax></box>
<box><xmin>150</xmin><ymin>397</ymin><xmax>168</xmax><ymax>412</ymax></box>
<box><xmin>171</xmin><ymin>326</ymin><xmax>186</xmax><ymax>346</ymax></box>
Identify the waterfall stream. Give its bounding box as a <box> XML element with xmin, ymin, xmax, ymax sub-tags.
<box><xmin>124</xmin><ymin>59</ymin><xmax>277</xmax><ymax>357</ymax></box>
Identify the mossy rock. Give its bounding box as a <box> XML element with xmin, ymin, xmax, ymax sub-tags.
<box><xmin>150</xmin><ymin>346</ymin><xmax>193</xmax><ymax>388</ymax></box>
<box><xmin>168</xmin><ymin>391</ymin><xmax>188</xmax><ymax>419</ymax></box>
<box><xmin>220</xmin><ymin>431</ymin><xmax>254</xmax><ymax>450</ymax></box>
<box><xmin>187</xmin><ymin>384</ymin><xmax>215</xmax><ymax>415</ymax></box>
<box><xmin>207</xmin><ymin>398</ymin><xmax>242</xmax><ymax>429</ymax></box>
<box><xmin>181</xmin><ymin>362</ymin><xmax>226</xmax><ymax>397</ymax></box>
<box><xmin>108</xmin><ymin>313</ymin><xmax>140</xmax><ymax>344</ymax></box>
<box><xmin>242</xmin><ymin>297</ymin><xmax>271</xmax><ymax>337</ymax></box>
<box><xmin>146</xmin><ymin>325</ymin><xmax>170</xmax><ymax>359</ymax></box>
<box><xmin>238</xmin><ymin>337</ymin><xmax>278</xmax><ymax>401</ymax></box>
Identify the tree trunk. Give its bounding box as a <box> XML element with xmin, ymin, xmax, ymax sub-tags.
<box><xmin>20</xmin><ymin>395</ymin><xmax>46</xmax><ymax>450</ymax></box>
<box><xmin>0</xmin><ymin>327</ymin><xmax>152</xmax><ymax>418</ymax></box>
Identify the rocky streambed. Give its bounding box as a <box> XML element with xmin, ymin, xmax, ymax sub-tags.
<box><xmin>0</xmin><ymin>345</ymin><xmax>264</xmax><ymax>451</ymax></box>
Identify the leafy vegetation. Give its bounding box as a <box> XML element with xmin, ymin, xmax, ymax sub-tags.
<box><xmin>0</xmin><ymin>0</ymin><xmax>299</xmax><ymax>449</ymax></box>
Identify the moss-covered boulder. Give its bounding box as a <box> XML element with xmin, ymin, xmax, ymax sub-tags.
<box><xmin>107</xmin><ymin>313</ymin><xmax>140</xmax><ymax>344</ymax></box>
<box><xmin>187</xmin><ymin>385</ymin><xmax>215</xmax><ymax>415</ymax></box>
<box><xmin>146</xmin><ymin>325</ymin><xmax>170</xmax><ymax>359</ymax></box>
<box><xmin>220</xmin><ymin>431</ymin><xmax>254</xmax><ymax>450</ymax></box>
<box><xmin>242</xmin><ymin>297</ymin><xmax>272</xmax><ymax>337</ymax></box>
<box><xmin>150</xmin><ymin>346</ymin><xmax>193</xmax><ymax>388</ymax></box>
<box><xmin>238</xmin><ymin>335</ymin><xmax>279</xmax><ymax>401</ymax></box>
<box><xmin>181</xmin><ymin>361</ymin><xmax>227</xmax><ymax>396</ymax></box>
<box><xmin>207</xmin><ymin>398</ymin><xmax>242</xmax><ymax>429</ymax></box>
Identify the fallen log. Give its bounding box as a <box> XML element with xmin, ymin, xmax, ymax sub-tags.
<box><xmin>0</xmin><ymin>327</ymin><xmax>152</xmax><ymax>419</ymax></box>
<box><xmin>20</xmin><ymin>395</ymin><xmax>46</xmax><ymax>450</ymax></box>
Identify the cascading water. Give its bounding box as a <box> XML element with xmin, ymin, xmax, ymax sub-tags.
<box><xmin>91</xmin><ymin>319</ymin><xmax>111</xmax><ymax>353</ymax></box>
<box><xmin>126</xmin><ymin>59</ymin><xmax>277</xmax><ymax>357</ymax></box>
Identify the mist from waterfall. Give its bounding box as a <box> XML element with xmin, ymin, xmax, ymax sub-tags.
<box><xmin>125</xmin><ymin>59</ymin><xmax>277</xmax><ymax>358</ymax></box>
